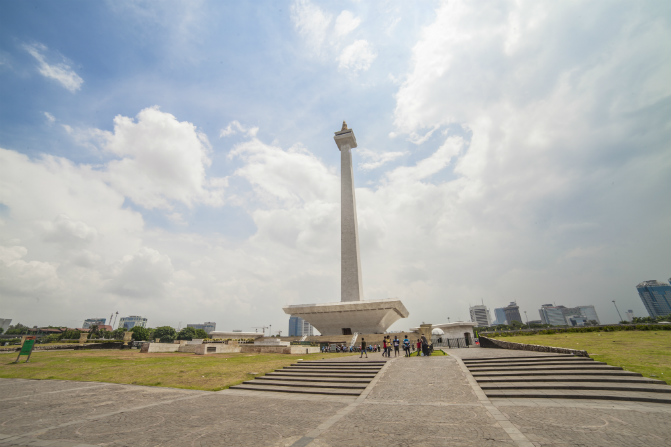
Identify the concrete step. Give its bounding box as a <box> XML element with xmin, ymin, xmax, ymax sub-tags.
<box><xmin>297</xmin><ymin>361</ymin><xmax>386</xmax><ymax>365</ymax></box>
<box><xmin>484</xmin><ymin>389</ymin><xmax>671</xmax><ymax>405</ymax></box>
<box><xmin>280</xmin><ymin>368</ymin><xmax>381</xmax><ymax>374</ymax></box>
<box><xmin>230</xmin><ymin>384</ymin><xmax>361</xmax><ymax>396</ymax></box>
<box><xmin>475</xmin><ymin>375</ymin><xmax>667</xmax><ymax>385</ymax></box>
<box><xmin>463</xmin><ymin>355</ymin><xmax>577</xmax><ymax>362</ymax></box>
<box><xmin>266</xmin><ymin>372</ymin><xmax>377</xmax><ymax>379</ymax></box>
<box><xmin>288</xmin><ymin>363</ymin><xmax>384</xmax><ymax>368</ymax></box>
<box><xmin>471</xmin><ymin>370</ymin><xmax>641</xmax><ymax>377</ymax></box>
<box><xmin>479</xmin><ymin>382</ymin><xmax>671</xmax><ymax>393</ymax></box>
<box><xmin>466</xmin><ymin>361</ymin><xmax>603</xmax><ymax>368</ymax></box>
<box><xmin>285</xmin><ymin>365</ymin><xmax>383</xmax><ymax>371</ymax></box>
<box><xmin>257</xmin><ymin>375</ymin><xmax>371</xmax><ymax>383</ymax></box>
<box><xmin>464</xmin><ymin>358</ymin><xmax>595</xmax><ymax>364</ymax></box>
<box><xmin>242</xmin><ymin>380</ymin><xmax>367</xmax><ymax>389</ymax></box>
<box><xmin>467</xmin><ymin>365</ymin><xmax>622</xmax><ymax>372</ymax></box>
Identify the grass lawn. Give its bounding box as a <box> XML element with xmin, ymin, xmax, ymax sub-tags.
<box><xmin>0</xmin><ymin>350</ymin><xmax>356</xmax><ymax>391</ymax></box>
<box><xmin>489</xmin><ymin>331</ymin><xmax>671</xmax><ymax>385</ymax></box>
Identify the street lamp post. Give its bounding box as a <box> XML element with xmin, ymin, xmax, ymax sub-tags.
<box><xmin>612</xmin><ymin>300</ymin><xmax>623</xmax><ymax>323</ymax></box>
<box><xmin>524</xmin><ymin>311</ymin><xmax>530</xmax><ymax>329</ymax></box>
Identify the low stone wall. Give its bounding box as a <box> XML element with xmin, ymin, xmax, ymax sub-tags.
<box><xmin>479</xmin><ymin>336</ymin><xmax>589</xmax><ymax>357</ymax></box>
<box><xmin>0</xmin><ymin>343</ymin><xmax>125</xmax><ymax>352</ymax></box>
<box><xmin>141</xmin><ymin>343</ymin><xmax>180</xmax><ymax>353</ymax></box>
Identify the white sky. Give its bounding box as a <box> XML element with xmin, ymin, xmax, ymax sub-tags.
<box><xmin>0</xmin><ymin>0</ymin><xmax>669</xmax><ymax>332</ymax></box>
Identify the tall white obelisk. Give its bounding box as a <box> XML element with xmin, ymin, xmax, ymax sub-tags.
<box><xmin>334</xmin><ymin>121</ymin><xmax>364</xmax><ymax>302</ymax></box>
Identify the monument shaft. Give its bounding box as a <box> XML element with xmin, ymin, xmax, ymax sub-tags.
<box><xmin>335</xmin><ymin>124</ymin><xmax>363</xmax><ymax>302</ymax></box>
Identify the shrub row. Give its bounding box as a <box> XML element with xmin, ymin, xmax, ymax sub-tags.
<box><xmin>482</xmin><ymin>324</ymin><xmax>671</xmax><ymax>337</ymax></box>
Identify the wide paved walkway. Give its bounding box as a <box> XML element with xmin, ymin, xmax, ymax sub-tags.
<box><xmin>0</xmin><ymin>349</ymin><xmax>669</xmax><ymax>447</ymax></box>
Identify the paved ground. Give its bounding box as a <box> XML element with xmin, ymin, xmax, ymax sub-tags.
<box><xmin>0</xmin><ymin>349</ymin><xmax>669</xmax><ymax>447</ymax></box>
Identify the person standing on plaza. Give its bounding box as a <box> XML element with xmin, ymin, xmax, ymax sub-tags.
<box><xmin>416</xmin><ymin>338</ymin><xmax>422</xmax><ymax>356</ymax></box>
<box><xmin>382</xmin><ymin>338</ymin><xmax>387</xmax><ymax>357</ymax></box>
<box><xmin>393</xmin><ymin>336</ymin><xmax>400</xmax><ymax>357</ymax></box>
<box><xmin>403</xmin><ymin>335</ymin><xmax>410</xmax><ymax>357</ymax></box>
<box><xmin>360</xmin><ymin>338</ymin><xmax>368</xmax><ymax>358</ymax></box>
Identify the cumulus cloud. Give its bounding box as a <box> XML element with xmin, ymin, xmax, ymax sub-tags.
<box><xmin>290</xmin><ymin>0</ymin><xmax>333</xmax><ymax>56</ymax></box>
<box><xmin>23</xmin><ymin>43</ymin><xmax>83</xmax><ymax>92</ymax></box>
<box><xmin>335</xmin><ymin>10</ymin><xmax>361</xmax><ymax>37</ymax></box>
<box><xmin>220</xmin><ymin>120</ymin><xmax>259</xmax><ymax>138</ymax></box>
<box><xmin>291</xmin><ymin>1</ymin><xmax>374</xmax><ymax>73</ymax></box>
<box><xmin>43</xmin><ymin>112</ymin><xmax>56</xmax><ymax>123</ymax></box>
<box><xmin>104</xmin><ymin>107</ymin><xmax>226</xmax><ymax>210</ymax></box>
<box><xmin>338</xmin><ymin>40</ymin><xmax>377</xmax><ymax>72</ymax></box>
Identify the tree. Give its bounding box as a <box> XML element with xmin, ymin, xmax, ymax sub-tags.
<box><xmin>130</xmin><ymin>326</ymin><xmax>152</xmax><ymax>341</ymax></box>
<box><xmin>111</xmin><ymin>328</ymin><xmax>126</xmax><ymax>340</ymax></box>
<box><xmin>153</xmin><ymin>326</ymin><xmax>177</xmax><ymax>343</ymax></box>
<box><xmin>60</xmin><ymin>329</ymin><xmax>81</xmax><ymax>340</ymax></box>
<box><xmin>177</xmin><ymin>326</ymin><xmax>197</xmax><ymax>340</ymax></box>
<box><xmin>0</xmin><ymin>328</ymin><xmax>3</xmax><ymax>335</ymax></box>
<box><xmin>194</xmin><ymin>329</ymin><xmax>208</xmax><ymax>339</ymax></box>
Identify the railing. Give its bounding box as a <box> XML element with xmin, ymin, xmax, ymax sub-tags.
<box><xmin>432</xmin><ymin>338</ymin><xmax>469</xmax><ymax>349</ymax></box>
<box><xmin>300</xmin><ymin>335</ymin><xmax>308</xmax><ymax>342</ymax></box>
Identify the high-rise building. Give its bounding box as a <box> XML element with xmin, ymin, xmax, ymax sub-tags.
<box><xmin>577</xmin><ymin>305</ymin><xmax>600</xmax><ymax>324</ymax></box>
<box><xmin>503</xmin><ymin>302</ymin><xmax>522</xmax><ymax>324</ymax></box>
<box><xmin>82</xmin><ymin>318</ymin><xmax>106</xmax><ymax>329</ymax></box>
<box><xmin>636</xmin><ymin>280</ymin><xmax>671</xmax><ymax>318</ymax></box>
<box><xmin>539</xmin><ymin>304</ymin><xmax>567</xmax><ymax>326</ymax></box>
<box><xmin>118</xmin><ymin>316</ymin><xmax>147</xmax><ymax>330</ymax></box>
<box><xmin>469</xmin><ymin>305</ymin><xmax>492</xmax><ymax>327</ymax></box>
<box><xmin>493</xmin><ymin>308</ymin><xmax>507</xmax><ymax>325</ymax></box>
<box><xmin>186</xmin><ymin>322</ymin><xmax>216</xmax><ymax>334</ymax></box>
<box><xmin>539</xmin><ymin>304</ymin><xmax>600</xmax><ymax>326</ymax></box>
<box><xmin>0</xmin><ymin>318</ymin><xmax>12</xmax><ymax>332</ymax></box>
<box><xmin>288</xmin><ymin>316</ymin><xmax>314</xmax><ymax>337</ymax></box>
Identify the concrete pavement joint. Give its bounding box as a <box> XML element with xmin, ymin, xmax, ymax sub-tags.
<box><xmin>290</xmin><ymin>357</ymin><xmax>396</xmax><ymax>447</ymax></box>
<box><xmin>452</xmin><ymin>353</ymin><xmax>535</xmax><ymax>447</ymax></box>
<box><xmin>7</xmin><ymin>391</ymin><xmax>207</xmax><ymax>440</ymax></box>
<box><xmin>0</xmin><ymin>383</ymin><xmax>112</xmax><ymax>403</ymax></box>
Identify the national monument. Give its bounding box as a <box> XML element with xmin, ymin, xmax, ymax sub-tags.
<box><xmin>283</xmin><ymin>122</ymin><xmax>409</xmax><ymax>335</ymax></box>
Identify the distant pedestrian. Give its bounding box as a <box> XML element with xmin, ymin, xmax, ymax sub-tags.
<box><xmin>416</xmin><ymin>339</ymin><xmax>422</xmax><ymax>356</ymax></box>
<box><xmin>382</xmin><ymin>338</ymin><xmax>387</xmax><ymax>357</ymax></box>
<box><xmin>403</xmin><ymin>335</ymin><xmax>410</xmax><ymax>357</ymax></box>
<box><xmin>360</xmin><ymin>338</ymin><xmax>368</xmax><ymax>358</ymax></box>
<box><xmin>393</xmin><ymin>336</ymin><xmax>400</xmax><ymax>357</ymax></box>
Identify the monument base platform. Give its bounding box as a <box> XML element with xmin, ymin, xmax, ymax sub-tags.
<box><xmin>283</xmin><ymin>299</ymin><xmax>409</xmax><ymax>336</ymax></box>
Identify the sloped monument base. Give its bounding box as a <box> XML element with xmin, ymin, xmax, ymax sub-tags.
<box><xmin>283</xmin><ymin>299</ymin><xmax>409</xmax><ymax>336</ymax></box>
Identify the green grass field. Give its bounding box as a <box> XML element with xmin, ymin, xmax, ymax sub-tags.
<box><xmin>489</xmin><ymin>331</ymin><xmax>671</xmax><ymax>384</ymax></box>
<box><xmin>0</xmin><ymin>350</ymin><xmax>356</xmax><ymax>391</ymax></box>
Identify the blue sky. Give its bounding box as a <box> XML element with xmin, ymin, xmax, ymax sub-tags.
<box><xmin>1</xmin><ymin>0</ymin><xmax>670</xmax><ymax>332</ymax></box>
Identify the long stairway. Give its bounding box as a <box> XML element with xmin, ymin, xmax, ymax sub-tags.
<box><xmin>463</xmin><ymin>354</ymin><xmax>671</xmax><ymax>404</ymax></box>
<box><xmin>231</xmin><ymin>360</ymin><xmax>386</xmax><ymax>396</ymax></box>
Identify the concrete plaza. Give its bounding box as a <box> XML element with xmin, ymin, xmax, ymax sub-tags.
<box><xmin>1</xmin><ymin>349</ymin><xmax>670</xmax><ymax>447</ymax></box>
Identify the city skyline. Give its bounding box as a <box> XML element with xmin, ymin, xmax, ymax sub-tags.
<box><xmin>1</xmin><ymin>1</ymin><xmax>669</xmax><ymax>331</ymax></box>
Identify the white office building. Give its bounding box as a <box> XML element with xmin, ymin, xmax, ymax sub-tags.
<box><xmin>118</xmin><ymin>316</ymin><xmax>147</xmax><ymax>330</ymax></box>
<box><xmin>469</xmin><ymin>305</ymin><xmax>492</xmax><ymax>327</ymax></box>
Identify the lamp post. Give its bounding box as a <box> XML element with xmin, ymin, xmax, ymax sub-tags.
<box><xmin>524</xmin><ymin>311</ymin><xmax>530</xmax><ymax>329</ymax></box>
<box><xmin>612</xmin><ymin>300</ymin><xmax>623</xmax><ymax>323</ymax></box>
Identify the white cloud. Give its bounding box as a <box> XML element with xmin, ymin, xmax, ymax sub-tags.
<box><xmin>104</xmin><ymin>107</ymin><xmax>226</xmax><ymax>210</ymax></box>
<box><xmin>23</xmin><ymin>43</ymin><xmax>83</xmax><ymax>92</ymax></box>
<box><xmin>290</xmin><ymin>0</ymin><xmax>333</xmax><ymax>56</ymax></box>
<box><xmin>220</xmin><ymin>120</ymin><xmax>259</xmax><ymax>138</ymax></box>
<box><xmin>43</xmin><ymin>112</ymin><xmax>56</xmax><ymax>123</ymax></box>
<box><xmin>338</xmin><ymin>40</ymin><xmax>377</xmax><ymax>72</ymax></box>
<box><xmin>335</xmin><ymin>10</ymin><xmax>361</xmax><ymax>37</ymax></box>
<box><xmin>358</xmin><ymin>148</ymin><xmax>407</xmax><ymax>170</ymax></box>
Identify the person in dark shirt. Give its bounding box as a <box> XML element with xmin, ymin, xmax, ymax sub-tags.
<box><xmin>360</xmin><ymin>338</ymin><xmax>368</xmax><ymax>358</ymax></box>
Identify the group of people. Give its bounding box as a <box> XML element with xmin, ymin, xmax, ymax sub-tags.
<box><xmin>359</xmin><ymin>334</ymin><xmax>432</xmax><ymax>358</ymax></box>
